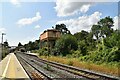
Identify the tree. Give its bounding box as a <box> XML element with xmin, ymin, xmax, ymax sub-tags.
<box><xmin>55</xmin><ymin>24</ymin><xmax>71</xmax><ymax>34</ymax></box>
<box><xmin>24</xmin><ymin>41</ymin><xmax>33</xmax><ymax>51</ymax></box>
<box><xmin>98</xmin><ymin>16</ymin><xmax>114</xmax><ymax>37</ymax></box>
<box><xmin>104</xmin><ymin>30</ymin><xmax>120</xmax><ymax>48</ymax></box>
<box><xmin>2</xmin><ymin>40</ymin><xmax>9</xmax><ymax>58</ymax></box>
<box><xmin>55</xmin><ymin>34</ymin><xmax>78</xmax><ymax>56</ymax></box>
<box><xmin>98</xmin><ymin>16</ymin><xmax>113</xmax><ymax>29</ymax></box>
<box><xmin>74</xmin><ymin>30</ymin><xmax>89</xmax><ymax>41</ymax></box>
<box><xmin>78</xmin><ymin>40</ymin><xmax>87</xmax><ymax>56</ymax></box>
<box><xmin>91</xmin><ymin>16</ymin><xmax>114</xmax><ymax>40</ymax></box>
<box><xmin>23</xmin><ymin>40</ymin><xmax>40</xmax><ymax>51</ymax></box>
<box><xmin>18</xmin><ymin>42</ymin><xmax>23</xmax><ymax>47</ymax></box>
<box><xmin>4</xmin><ymin>40</ymin><xmax>9</xmax><ymax>47</ymax></box>
<box><xmin>91</xmin><ymin>25</ymin><xmax>101</xmax><ymax>40</ymax></box>
<box><xmin>74</xmin><ymin>30</ymin><xmax>95</xmax><ymax>51</ymax></box>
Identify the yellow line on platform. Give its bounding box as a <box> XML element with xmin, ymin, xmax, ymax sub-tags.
<box><xmin>7</xmin><ymin>54</ymin><xmax>16</xmax><ymax>77</ymax></box>
<box><xmin>1</xmin><ymin>53</ymin><xmax>29</xmax><ymax>79</ymax></box>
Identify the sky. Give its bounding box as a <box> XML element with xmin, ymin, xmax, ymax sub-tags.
<box><xmin>0</xmin><ymin>0</ymin><xmax>120</xmax><ymax>46</ymax></box>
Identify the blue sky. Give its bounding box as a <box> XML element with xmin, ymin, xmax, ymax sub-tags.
<box><xmin>0</xmin><ymin>0</ymin><xmax>119</xmax><ymax>46</ymax></box>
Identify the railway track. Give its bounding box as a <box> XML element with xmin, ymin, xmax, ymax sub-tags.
<box><xmin>16</xmin><ymin>53</ymin><xmax>84</xmax><ymax>80</ymax></box>
<box><xmin>37</xmin><ymin>57</ymin><xmax>119</xmax><ymax>80</ymax></box>
<box><xmin>16</xmin><ymin>53</ymin><xmax>52</xmax><ymax>80</ymax></box>
<box><xmin>15</xmin><ymin>52</ymin><xmax>119</xmax><ymax>80</ymax></box>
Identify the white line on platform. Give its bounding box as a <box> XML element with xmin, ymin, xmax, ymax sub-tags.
<box><xmin>1</xmin><ymin>54</ymin><xmax>11</xmax><ymax>78</ymax></box>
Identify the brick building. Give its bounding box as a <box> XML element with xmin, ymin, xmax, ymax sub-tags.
<box><xmin>40</xmin><ymin>29</ymin><xmax>61</xmax><ymax>54</ymax></box>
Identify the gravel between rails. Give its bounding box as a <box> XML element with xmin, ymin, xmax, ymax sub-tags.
<box><xmin>16</xmin><ymin>53</ymin><xmax>51</xmax><ymax>80</ymax></box>
<box><xmin>15</xmin><ymin>52</ymin><xmax>119</xmax><ymax>80</ymax></box>
<box><xmin>16</xmin><ymin>53</ymin><xmax>85</xmax><ymax>80</ymax></box>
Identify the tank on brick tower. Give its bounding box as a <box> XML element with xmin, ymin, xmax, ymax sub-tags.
<box><xmin>40</xmin><ymin>29</ymin><xmax>61</xmax><ymax>54</ymax></box>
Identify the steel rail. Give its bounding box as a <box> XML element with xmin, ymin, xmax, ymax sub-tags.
<box><xmin>15</xmin><ymin>53</ymin><xmax>52</xmax><ymax>80</ymax></box>
<box><xmin>38</xmin><ymin>58</ymin><xmax>119</xmax><ymax>80</ymax></box>
<box><xmin>24</xmin><ymin>53</ymin><xmax>119</xmax><ymax>80</ymax></box>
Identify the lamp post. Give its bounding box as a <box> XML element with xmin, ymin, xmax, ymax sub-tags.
<box><xmin>1</xmin><ymin>33</ymin><xmax>6</xmax><ymax>59</ymax></box>
<box><xmin>2</xmin><ymin>33</ymin><xmax>6</xmax><ymax>43</ymax></box>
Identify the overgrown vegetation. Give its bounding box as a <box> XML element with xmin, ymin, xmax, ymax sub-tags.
<box><xmin>54</xmin><ymin>34</ymin><xmax>78</xmax><ymax>56</ymax></box>
<box><xmin>26</xmin><ymin>16</ymin><xmax>120</xmax><ymax>76</ymax></box>
<box><xmin>1</xmin><ymin>41</ymin><xmax>9</xmax><ymax>59</ymax></box>
<box><xmin>24</xmin><ymin>40</ymin><xmax>40</xmax><ymax>51</ymax></box>
<box><xmin>48</xmin><ymin>16</ymin><xmax>120</xmax><ymax>65</ymax></box>
<box><xmin>40</xmin><ymin>56</ymin><xmax>119</xmax><ymax>76</ymax></box>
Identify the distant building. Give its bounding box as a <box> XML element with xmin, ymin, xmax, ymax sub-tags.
<box><xmin>6</xmin><ymin>46</ymin><xmax>16</xmax><ymax>53</ymax></box>
<box><xmin>40</xmin><ymin>29</ymin><xmax>61</xmax><ymax>41</ymax></box>
<box><xmin>10</xmin><ymin>46</ymin><xmax>17</xmax><ymax>49</ymax></box>
<box><xmin>40</xmin><ymin>29</ymin><xmax>61</xmax><ymax>54</ymax></box>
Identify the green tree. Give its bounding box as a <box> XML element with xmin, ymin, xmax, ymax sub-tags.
<box><xmin>91</xmin><ymin>16</ymin><xmax>114</xmax><ymax>40</ymax></box>
<box><xmin>4</xmin><ymin>41</ymin><xmax>9</xmax><ymax>47</ymax></box>
<box><xmin>82</xmin><ymin>30</ymin><xmax>120</xmax><ymax>63</ymax></box>
<box><xmin>74</xmin><ymin>31</ymin><xmax>95</xmax><ymax>51</ymax></box>
<box><xmin>55</xmin><ymin>34</ymin><xmax>78</xmax><ymax>56</ymax></box>
<box><xmin>55</xmin><ymin>24</ymin><xmax>71</xmax><ymax>34</ymax></box>
<box><xmin>74</xmin><ymin>30</ymin><xmax>89</xmax><ymax>41</ymax></box>
<box><xmin>104</xmin><ymin>30</ymin><xmax>120</xmax><ymax>48</ymax></box>
<box><xmin>78</xmin><ymin>40</ymin><xmax>87</xmax><ymax>56</ymax></box>
<box><xmin>2</xmin><ymin>40</ymin><xmax>9</xmax><ymax>59</ymax></box>
<box><xmin>24</xmin><ymin>40</ymin><xmax>40</xmax><ymax>51</ymax></box>
<box><xmin>24</xmin><ymin>41</ymin><xmax>33</xmax><ymax>51</ymax></box>
<box><xmin>91</xmin><ymin>25</ymin><xmax>101</xmax><ymax>40</ymax></box>
<box><xmin>18</xmin><ymin>42</ymin><xmax>23</xmax><ymax>47</ymax></box>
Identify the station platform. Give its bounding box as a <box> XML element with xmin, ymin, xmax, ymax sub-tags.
<box><xmin>26</xmin><ymin>52</ymin><xmax>38</xmax><ymax>56</ymax></box>
<box><xmin>0</xmin><ymin>53</ymin><xmax>29</xmax><ymax>79</ymax></box>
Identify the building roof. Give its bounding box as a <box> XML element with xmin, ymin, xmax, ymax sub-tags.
<box><xmin>40</xmin><ymin>29</ymin><xmax>60</xmax><ymax>36</ymax></box>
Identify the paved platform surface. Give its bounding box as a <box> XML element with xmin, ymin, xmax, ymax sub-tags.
<box><xmin>0</xmin><ymin>53</ymin><xmax>29</xmax><ymax>79</ymax></box>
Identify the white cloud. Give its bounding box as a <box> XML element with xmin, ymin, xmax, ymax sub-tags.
<box><xmin>54</xmin><ymin>0</ymin><xmax>93</xmax><ymax>17</ymax></box>
<box><xmin>20</xmin><ymin>37</ymin><xmax>37</xmax><ymax>45</ymax></box>
<box><xmin>56</xmin><ymin>11</ymin><xmax>102</xmax><ymax>34</ymax></box>
<box><xmin>35</xmin><ymin>25</ymin><xmax>41</xmax><ymax>29</ymax></box>
<box><xmin>17</xmin><ymin>12</ymin><xmax>41</xmax><ymax>26</ymax></box>
<box><xmin>113</xmin><ymin>16</ymin><xmax>120</xmax><ymax>30</ymax></box>
<box><xmin>80</xmin><ymin>4</ymin><xmax>91</xmax><ymax>13</ymax></box>
<box><xmin>10</xmin><ymin>0</ymin><xmax>21</xmax><ymax>6</ymax></box>
<box><xmin>9</xmin><ymin>37</ymin><xmax>38</xmax><ymax>46</ymax></box>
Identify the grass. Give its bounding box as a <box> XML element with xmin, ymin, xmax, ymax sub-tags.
<box><xmin>44</xmin><ymin>64</ymin><xmax>53</xmax><ymax>71</ymax></box>
<box><xmin>40</xmin><ymin>56</ymin><xmax>119</xmax><ymax>77</ymax></box>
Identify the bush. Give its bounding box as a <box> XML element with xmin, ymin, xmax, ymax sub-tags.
<box><xmin>67</xmin><ymin>60</ymin><xmax>73</xmax><ymax>66</ymax></box>
<box><xmin>80</xmin><ymin>46</ymin><xmax>120</xmax><ymax>64</ymax></box>
<box><xmin>32</xmin><ymin>47</ymin><xmax>49</xmax><ymax>56</ymax></box>
<box><xmin>78</xmin><ymin>40</ymin><xmax>87</xmax><ymax>56</ymax></box>
<box><xmin>70</xmin><ymin>50</ymin><xmax>82</xmax><ymax>58</ymax></box>
<box><xmin>55</xmin><ymin>34</ymin><xmax>78</xmax><ymax>56</ymax></box>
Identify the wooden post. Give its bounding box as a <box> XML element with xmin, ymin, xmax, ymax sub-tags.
<box><xmin>40</xmin><ymin>40</ymin><xmax>42</xmax><ymax>49</ymax></box>
<box><xmin>47</xmin><ymin>39</ymin><xmax>50</xmax><ymax>56</ymax></box>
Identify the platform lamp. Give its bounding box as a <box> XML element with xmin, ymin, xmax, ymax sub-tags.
<box><xmin>1</xmin><ymin>33</ymin><xmax>6</xmax><ymax>59</ymax></box>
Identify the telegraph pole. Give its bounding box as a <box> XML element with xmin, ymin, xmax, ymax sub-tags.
<box><xmin>1</xmin><ymin>33</ymin><xmax>6</xmax><ymax>59</ymax></box>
